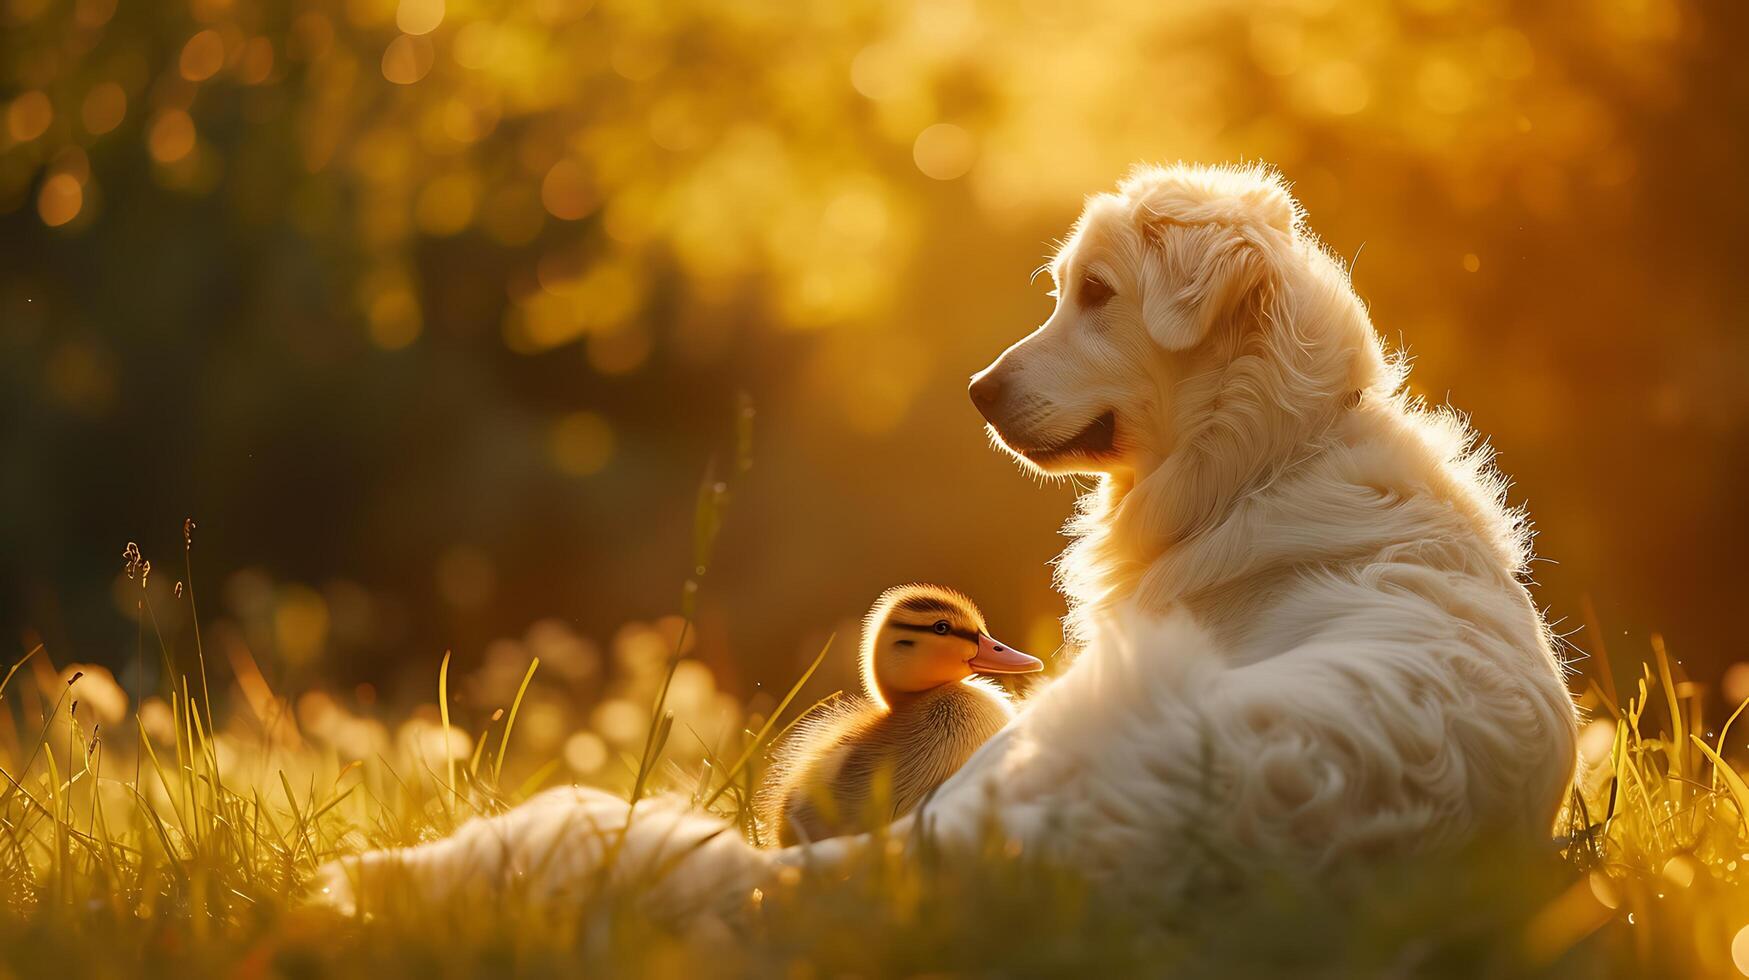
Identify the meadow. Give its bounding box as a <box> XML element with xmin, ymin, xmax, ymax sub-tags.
<box><xmin>2</xmin><ymin>495</ymin><xmax>1748</xmax><ymax>979</ymax></box>
<box><xmin>5</xmin><ymin>0</ymin><xmax>1747</xmax><ymax>975</ymax></box>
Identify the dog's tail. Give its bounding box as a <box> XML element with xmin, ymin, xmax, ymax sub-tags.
<box><xmin>312</xmin><ymin>786</ymin><xmax>862</xmax><ymax>921</ymax></box>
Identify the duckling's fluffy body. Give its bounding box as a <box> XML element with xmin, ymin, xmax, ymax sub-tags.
<box><xmin>758</xmin><ymin>583</ymin><xmax>1038</xmax><ymax>845</ymax></box>
<box><xmin>763</xmin><ymin>677</ymin><xmax>1014</xmax><ymax>845</ymax></box>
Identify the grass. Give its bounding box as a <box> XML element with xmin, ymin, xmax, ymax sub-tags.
<box><xmin>7</xmin><ymin>621</ymin><xmax>1743</xmax><ymax>978</ymax></box>
<box><xmin>4</xmin><ymin>444</ymin><xmax>1749</xmax><ymax>975</ymax></box>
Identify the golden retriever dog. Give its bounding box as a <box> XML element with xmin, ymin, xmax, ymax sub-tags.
<box><xmin>317</xmin><ymin>163</ymin><xmax>1579</xmax><ymax>916</ymax></box>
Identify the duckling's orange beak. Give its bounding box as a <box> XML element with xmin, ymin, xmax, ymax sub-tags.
<box><xmin>970</xmin><ymin>634</ymin><xmax>1043</xmax><ymax>674</ymax></box>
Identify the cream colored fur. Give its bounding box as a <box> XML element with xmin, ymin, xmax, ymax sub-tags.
<box><xmin>315</xmin><ymin>163</ymin><xmax>1579</xmax><ymax>917</ymax></box>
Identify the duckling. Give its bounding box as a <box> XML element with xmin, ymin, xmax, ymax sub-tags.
<box><xmin>761</xmin><ymin>583</ymin><xmax>1043</xmax><ymax>845</ymax></box>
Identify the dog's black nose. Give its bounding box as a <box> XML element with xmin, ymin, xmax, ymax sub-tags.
<box><xmin>969</xmin><ymin>372</ymin><xmax>1006</xmax><ymax>420</ymax></box>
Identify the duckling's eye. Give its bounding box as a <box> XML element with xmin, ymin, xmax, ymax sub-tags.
<box><xmin>1080</xmin><ymin>274</ymin><xmax>1114</xmax><ymax>308</ymax></box>
<box><xmin>932</xmin><ymin>620</ymin><xmax>951</xmax><ymax>635</ymax></box>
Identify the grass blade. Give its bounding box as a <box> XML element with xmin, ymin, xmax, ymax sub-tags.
<box><xmin>438</xmin><ymin>650</ymin><xmax>454</xmax><ymax>813</ymax></box>
<box><xmin>493</xmin><ymin>657</ymin><xmax>540</xmax><ymax>786</ymax></box>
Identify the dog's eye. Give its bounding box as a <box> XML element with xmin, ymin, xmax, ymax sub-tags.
<box><xmin>1080</xmin><ymin>274</ymin><xmax>1114</xmax><ymax>308</ymax></box>
<box><xmin>933</xmin><ymin>620</ymin><xmax>951</xmax><ymax>635</ymax></box>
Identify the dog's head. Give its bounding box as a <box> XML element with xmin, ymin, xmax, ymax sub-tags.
<box><xmin>970</xmin><ymin>164</ymin><xmax>1322</xmax><ymax>480</ymax></box>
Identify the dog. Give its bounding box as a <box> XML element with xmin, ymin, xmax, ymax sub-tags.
<box><xmin>316</xmin><ymin>162</ymin><xmax>1579</xmax><ymax>916</ymax></box>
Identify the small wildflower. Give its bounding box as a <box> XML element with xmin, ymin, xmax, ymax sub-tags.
<box><xmin>183</xmin><ymin>517</ymin><xmax>196</xmax><ymax>547</ymax></box>
<box><xmin>122</xmin><ymin>542</ymin><xmax>142</xmax><ymax>578</ymax></box>
<box><xmin>175</xmin><ymin>582</ymin><xmax>184</xmax><ymax>598</ymax></box>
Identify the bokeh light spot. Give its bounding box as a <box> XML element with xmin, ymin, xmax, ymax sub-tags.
<box><xmin>586</xmin><ymin>325</ymin><xmax>651</xmax><ymax>375</ymax></box>
<box><xmin>62</xmin><ymin>663</ymin><xmax>128</xmax><ymax>725</ymax></box>
<box><xmin>7</xmin><ymin>91</ymin><xmax>53</xmax><ymax>142</ymax></box>
<box><xmin>148</xmin><ymin>110</ymin><xmax>197</xmax><ymax>163</ymax></box>
<box><xmin>548</xmin><ymin>411</ymin><xmax>615</xmax><ymax>476</ymax></box>
<box><xmin>179</xmin><ymin>30</ymin><xmax>227</xmax><ymax>82</ymax></box>
<box><xmin>1576</xmin><ymin>717</ymin><xmax>1615</xmax><ymax>767</ymax></box>
<box><xmin>913</xmin><ymin>123</ymin><xmax>976</xmax><ymax>181</ymax></box>
<box><xmin>72</xmin><ymin>0</ymin><xmax>116</xmax><ymax>28</ymax></box>
<box><xmin>396</xmin><ymin>0</ymin><xmax>444</xmax><ymax>36</ymax></box>
<box><xmin>240</xmin><ymin>37</ymin><xmax>276</xmax><ymax>84</ymax></box>
<box><xmin>1733</xmin><ymin>923</ymin><xmax>1749</xmax><ymax>976</ymax></box>
<box><xmin>647</xmin><ymin>95</ymin><xmax>706</xmax><ymax>153</ymax></box>
<box><xmin>382</xmin><ymin>34</ymin><xmax>435</xmax><ymax>85</ymax></box>
<box><xmin>563</xmin><ymin>731</ymin><xmax>608</xmax><ymax>773</ymax></box>
<box><xmin>850</xmin><ymin>44</ymin><xmax>903</xmax><ymax>100</ymax></box>
<box><xmin>37</xmin><ymin>173</ymin><xmax>82</xmax><ymax>227</ymax></box>
<box><xmin>440</xmin><ymin>96</ymin><xmax>497</xmax><ymax>144</ymax></box>
<box><xmin>80</xmin><ymin>82</ymin><xmax>126</xmax><ymax>135</ymax></box>
<box><xmin>591</xmin><ymin>698</ymin><xmax>646</xmax><ymax>746</ymax></box>
<box><xmin>1724</xmin><ymin>662</ymin><xmax>1749</xmax><ymax>706</ymax></box>
<box><xmin>367</xmin><ymin>288</ymin><xmax>422</xmax><ymax>349</ymax></box>
<box><xmin>1662</xmin><ymin>855</ymin><xmax>1695</xmax><ymax>889</ymax></box>
<box><xmin>540</xmin><ymin>160</ymin><xmax>596</xmax><ymax>220</ymax></box>
<box><xmin>516</xmin><ymin>699</ymin><xmax>567</xmax><ymax>752</ymax></box>
<box><xmin>1462</xmin><ymin>252</ymin><xmax>1481</xmax><ymax>273</ymax></box>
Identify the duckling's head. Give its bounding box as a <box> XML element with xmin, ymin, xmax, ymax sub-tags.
<box><xmin>860</xmin><ymin>583</ymin><xmax>1043</xmax><ymax>708</ymax></box>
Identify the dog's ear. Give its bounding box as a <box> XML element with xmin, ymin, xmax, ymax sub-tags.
<box><xmin>1137</xmin><ymin>223</ymin><xmax>1271</xmax><ymax>350</ymax></box>
<box><xmin>1134</xmin><ymin>176</ymin><xmax>1298</xmax><ymax>350</ymax></box>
